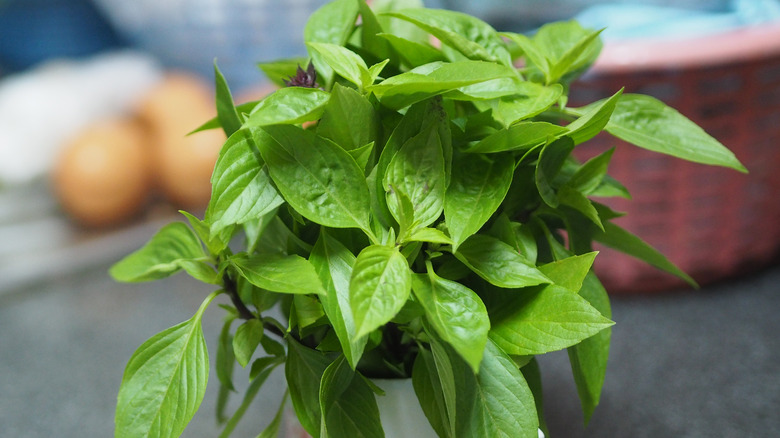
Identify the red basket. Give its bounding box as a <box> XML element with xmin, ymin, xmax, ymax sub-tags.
<box><xmin>571</xmin><ymin>24</ymin><xmax>780</xmax><ymax>294</ymax></box>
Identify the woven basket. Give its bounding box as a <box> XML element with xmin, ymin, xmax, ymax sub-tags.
<box><xmin>570</xmin><ymin>24</ymin><xmax>780</xmax><ymax>293</ymax></box>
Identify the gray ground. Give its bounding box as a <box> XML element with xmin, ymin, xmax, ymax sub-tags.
<box><xmin>1</xmin><ymin>251</ymin><xmax>777</xmax><ymax>437</ymax></box>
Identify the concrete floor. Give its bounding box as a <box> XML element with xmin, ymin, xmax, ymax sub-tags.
<box><xmin>1</xmin><ymin>255</ymin><xmax>778</xmax><ymax>437</ymax></box>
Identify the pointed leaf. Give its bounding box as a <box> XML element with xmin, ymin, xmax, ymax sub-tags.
<box><xmin>538</xmin><ymin>252</ymin><xmax>598</xmax><ymax>292</ymax></box>
<box><xmin>306</xmin><ymin>42</ymin><xmax>371</xmax><ymax>89</ymax></box>
<box><xmin>318</xmin><ymin>83</ymin><xmax>378</xmax><ymax>151</ymax></box>
<box><xmin>214</xmin><ymin>61</ymin><xmax>242</xmax><ymax>137</ymax></box>
<box><xmin>467</xmin><ymin>122</ymin><xmax>566</xmax><ymax>154</ymax></box>
<box><xmin>285</xmin><ymin>337</ymin><xmax>331</xmax><ymax>437</ymax></box>
<box><xmin>455</xmin><ymin>234</ymin><xmax>550</xmax><ymax>288</ymax></box>
<box><xmin>232</xmin><ymin>319</ymin><xmax>264</xmax><ymax>368</ymax></box>
<box><xmin>535</xmin><ymin>136</ymin><xmax>575</xmax><ymax>208</ymax></box>
<box><xmin>319</xmin><ymin>356</ymin><xmax>384</xmax><ymax>438</ymax></box>
<box><xmin>230</xmin><ymin>253</ymin><xmax>326</xmax><ymax>295</ymax></box>
<box><xmin>244</xmin><ymin>87</ymin><xmax>330</xmax><ymax>127</ymax></box>
<box><xmin>566</xmin><ymin>89</ymin><xmax>622</xmax><ymax>145</ymax></box>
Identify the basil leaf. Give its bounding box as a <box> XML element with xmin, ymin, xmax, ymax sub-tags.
<box><xmin>445</xmin><ymin>152</ymin><xmax>513</xmax><ymax>250</ymax></box>
<box><xmin>350</xmin><ymin>245</ymin><xmax>412</xmax><ymax>337</ymax></box>
<box><xmin>244</xmin><ymin>87</ymin><xmax>330</xmax><ymax>127</ymax></box>
<box><xmin>232</xmin><ymin>319</ymin><xmax>264</xmax><ymax>368</ymax></box>
<box><xmin>538</xmin><ymin>251</ymin><xmax>598</xmax><ymax>292</ymax></box>
<box><xmin>412</xmin><ymin>272</ymin><xmax>489</xmax><ymax>373</ymax></box>
<box><xmin>488</xmin><ymin>214</ymin><xmax>538</xmax><ymax>265</ymax></box>
<box><xmin>369</xmin><ymin>61</ymin><xmax>517</xmax><ymax>109</ymax></box>
<box><xmin>501</xmin><ymin>32</ymin><xmax>550</xmax><ymax>81</ymax></box>
<box><xmin>547</xmin><ymin>28</ymin><xmax>603</xmax><ymax>84</ymax></box>
<box><xmin>407</xmin><ymin>227</ymin><xmax>454</xmax><ymax>245</ymax></box>
<box><xmin>215</xmin><ymin>317</ymin><xmax>236</xmax><ymax>396</ymax></box>
<box><xmin>489</xmin><ymin>284</ymin><xmax>614</xmax><ymax>355</ymax></box>
<box><xmin>383</xmin><ymin>9</ymin><xmax>512</xmax><ymax>66</ymax></box>
<box><xmin>358</xmin><ymin>0</ymin><xmax>394</xmax><ymax>63</ymax></box>
<box><xmin>214</xmin><ymin>61</ymin><xmax>242</xmax><ymax>137</ymax></box>
<box><xmin>310</xmin><ymin>230</ymin><xmax>367</xmax><ymax>369</ymax></box>
<box><xmin>412</xmin><ymin>347</ymin><xmax>451</xmax><ymax>438</ymax></box>
<box><xmin>532</xmin><ymin>20</ymin><xmax>603</xmax><ymax>84</ymax></box>
<box><xmin>467</xmin><ymin>121</ymin><xmax>566</xmax><ymax>154</ymax></box>
<box><xmin>601</xmin><ymin>94</ymin><xmax>746</xmax><ymax>172</ymax></box>
<box><xmin>377</xmin><ymin>33</ymin><xmax>446</xmax><ymax>68</ymax></box>
<box><xmin>115</xmin><ymin>292</ymin><xmax>217</xmax><ymax>438</ymax></box>
<box><xmin>285</xmin><ymin>337</ymin><xmax>331</xmax><ymax>437</ymax></box>
<box><xmin>319</xmin><ymin>356</ymin><xmax>384</xmax><ymax>437</ymax></box>
<box><xmin>566</xmin><ymin>89</ymin><xmax>622</xmax><ymax>145</ymax></box>
<box><xmin>317</xmin><ymin>83</ymin><xmax>378</xmax><ymax>151</ymax></box>
<box><xmin>206</xmin><ymin>128</ymin><xmax>284</xmax><ymax>236</ymax></box>
<box><xmin>594</xmin><ymin>221</ymin><xmax>697</xmax><ymax>287</ymax></box>
<box><xmin>455</xmin><ymin>234</ymin><xmax>550</xmax><ymax>288</ymax></box>
<box><xmin>567</xmin><ymin>271</ymin><xmax>612</xmax><ymax>424</ymax></box>
<box><xmin>473</xmin><ymin>83</ymin><xmax>563</xmax><ymax>127</ymax></box>
<box><xmin>257</xmin><ymin>57</ymin><xmax>309</xmax><ymax>87</ymax></box>
<box><xmin>304</xmin><ymin>0</ymin><xmax>360</xmax><ymax>86</ymax></box>
<box><xmin>258</xmin><ymin>125</ymin><xmax>372</xmax><ymax>233</ymax></box>
<box><xmin>558</xmin><ymin>185</ymin><xmax>604</xmax><ymax>230</ymax></box>
<box><xmin>230</xmin><ymin>253</ymin><xmax>326</xmax><ymax>295</ymax></box>
<box><xmin>109</xmin><ymin>222</ymin><xmax>206</xmax><ymax>282</ymax></box>
<box><xmin>180</xmin><ymin>210</ymin><xmax>232</xmax><ymax>256</ymax></box>
<box><xmin>384</xmin><ymin>122</ymin><xmax>446</xmax><ymax>233</ymax></box>
<box><xmin>306</xmin><ymin>42</ymin><xmax>371</xmax><ymax>89</ymax></box>
<box><xmin>535</xmin><ymin>136</ymin><xmax>575</xmax><ymax>208</ymax></box>
<box><xmin>566</xmin><ymin>147</ymin><xmax>615</xmax><ymax>195</ymax></box>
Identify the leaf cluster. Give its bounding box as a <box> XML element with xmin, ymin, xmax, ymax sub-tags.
<box><xmin>110</xmin><ymin>0</ymin><xmax>745</xmax><ymax>437</ymax></box>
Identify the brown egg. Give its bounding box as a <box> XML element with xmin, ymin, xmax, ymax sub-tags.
<box><xmin>54</xmin><ymin>118</ymin><xmax>150</xmax><ymax>227</ymax></box>
<box><xmin>137</xmin><ymin>72</ymin><xmax>225</xmax><ymax>209</ymax></box>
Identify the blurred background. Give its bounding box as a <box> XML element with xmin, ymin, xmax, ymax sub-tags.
<box><xmin>0</xmin><ymin>0</ymin><xmax>778</xmax><ymax>437</ymax></box>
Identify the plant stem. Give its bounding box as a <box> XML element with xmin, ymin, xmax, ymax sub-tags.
<box><xmin>222</xmin><ymin>273</ymin><xmax>255</xmax><ymax>321</ymax></box>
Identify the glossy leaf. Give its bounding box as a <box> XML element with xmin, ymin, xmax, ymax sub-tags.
<box><xmin>384</xmin><ymin>122</ymin><xmax>446</xmax><ymax>232</ymax></box>
<box><xmin>473</xmin><ymin>83</ymin><xmax>563</xmax><ymax>127</ymax></box>
<box><xmin>538</xmin><ymin>252</ymin><xmax>598</xmax><ymax>292</ymax></box>
<box><xmin>244</xmin><ymin>87</ymin><xmax>330</xmax><ymax>128</ymax></box>
<box><xmin>535</xmin><ymin>136</ymin><xmax>575</xmax><ymax>208</ymax></box>
<box><xmin>214</xmin><ymin>61</ymin><xmax>242</xmax><ymax>137</ymax></box>
<box><xmin>377</xmin><ymin>33</ymin><xmax>446</xmax><ymax>67</ymax></box>
<box><xmin>304</xmin><ymin>0</ymin><xmax>360</xmax><ymax>85</ymax></box>
<box><xmin>383</xmin><ymin>8</ymin><xmax>512</xmax><ymax>66</ymax></box>
<box><xmin>285</xmin><ymin>337</ymin><xmax>331</xmax><ymax>437</ymax></box>
<box><xmin>594</xmin><ymin>221</ymin><xmax>697</xmax><ymax>287</ymax></box>
<box><xmin>319</xmin><ymin>356</ymin><xmax>384</xmax><ymax>437</ymax></box>
<box><xmin>232</xmin><ymin>319</ymin><xmax>264</xmax><ymax>368</ymax></box>
<box><xmin>568</xmin><ymin>271</ymin><xmax>612</xmax><ymax>423</ymax></box>
<box><xmin>600</xmin><ymin>94</ymin><xmax>747</xmax><ymax>172</ymax></box>
<box><xmin>317</xmin><ymin>83</ymin><xmax>378</xmax><ymax>151</ymax></box>
<box><xmin>489</xmin><ymin>214</ymin><xmax>538</xmax><ymax>265</ymax></box>
<box><xmin>310</xmin><ymin>230</ymin><xmax>367</xmax><ymax>369</ymax></box>
<box><xmin>306</xmin><ymin>42</ymin><xmax>371</xmax><ymax>89</ymax></box>
<box><xmin>411</xmin><ymin>271</ymin><xmax>490</xmax><ymax>372</ymax></box>
<box><xmin>445</xmin><ymin>153</ymin><xmax>513</xmax><ymax>249</ymax></box>
<box><xmin>115</xmin><ymin>292</ymin><xmax>217</xmax><ymax>438</ymax></box>
<box><xmin>467</xmin><ymin>121</ymin><xmax>566</xmax><ymax>154</ymax></box>
<box><xmin>412</xmin><ymin>347</ymin><xmax>451</xmax><ymax>438</ymax></box>
<box><xmin>109</xmin><ymin>222</ymin><xmax>206</xmax><ymax>283</ymax></box>
<box><xmin>230</xmin><ymin>253</ymin><xmax>326</xmax><ymax>295</ymax></box>
<box><xmin>350</xmin><ymin>245</ymin><xmax>412</xmax><ymax>337</ymax></box>
<box><xmin>501</xmin><ymin>32</ymin><xmax>550</xmax><ymax>80</ymax></box>
<box><xmin>455</xmin><ymin>234</ymin><xmax>550</xmax><ymax>289</ymax></box>
<box><xmin>257</xmin><ymin>125</ymin><xmax>372</xmax><ymax>233</ymax></box>
<box><xmin>206</xmin><ymin>128</ymin><xmax>284</xmax><ymax>236</ymax></box>
<box><xmin>489</xmin><ymin>284</ymin><xmax>614</xmax><ymax>355</ymax></box>
<box><xmin>566</xmin><ymin>147</ymin><xmax>615</xmax><ymax>195</ymax></box>
<box><xmin>566</xmin><ymin>89</ymin><xmax>622</xmax><ymax>145</ymax></box>
<box><xmin>532</xmin><ymin>20</ymin><xmax>603</xmax><ymax>83</ymax></box>
<box><xmin>180</xmin><ymin>210</ymin><xmax>232</xmax><ymax>257</ymax></box>
<box><xmin>407</xmin><ymin>227</ymin><xmax>454</xmax><ymax>245</ymax></box>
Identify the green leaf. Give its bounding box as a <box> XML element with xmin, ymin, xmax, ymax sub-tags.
<box><xmin>566</xmin><ymin>147</ymin><xmax>615</xmax><ymax>195</ymax></box>
<box><xmin>115</xmin><ymin>292</ymin><xmax>217</xmax><ymax>438</ymax></box>
<box><xmin>257</xmin><ymin>57</ymin><xmax>309</xmax><ymax>87</ymax></box>
<box><xmin>535</xmin><ymin>136</ymin><xmax>575</xmax><ymax>208</ymax></box>
<box><xmin>231</xmin><ymin>253</ymin><xmax>325</xmax><ymax>295</ymax></box>
<box><xmin>594</xmin><ymin>221</ymin><xmax>697</xmax><ymax>287</ymax></box>
<box><xmin>412</xmin><ymin>347</ymin><xmax>451</xmax><ymax>438</ymax></box>
<box><xmin>547</xmin><ymin>28</ymin><xmax>603</xmax><ymax>84</ymax></box>
<box><xmin>358</xmin><ymin>0</ymin><xmax>394</xmax><ymax>63</ymax></box>
<box><xmin>558</xmin><ymin>185</ymin><xmax>604</xmax><ymax>230</ymax></box>
<box><xmin>109</xmin><ymin>222</ymin><xmax>206</xmax><ymax>282</ymax></box>
<box><xmin>304</xmin><ymin>0</ymin><xmax>360</xmax><ymax>86</ymax></box>
<box><xmin>489</xmin><ymin>284</ymin><xmax>614</xmax><ymax>355</ymax></box>
<box><xmin>285</xmin><ymin>337</ymin><xmax>331</xmax><ymax>437</ymax></box>
<box><xmin>310</xmin><ymin>230</ymin><xmax>367</xmax><ymax>369</ymax></box>
<box><xmin>218</xmin><ymin>359</ymin><xmax>280</xmax><ymax>438</ymax></box>
<box><xmin>445</xmin><ymin>153</ymin><xmax>513</xmax><ymax>250</ymax></box>
<box><xmin>214</xmin><ymin>61</ymin><xmax>242</xmax><ymax>137</ymax></box>
<box><xmin>467</xmin><ymin>121</ymin><xmax>566</xmax><ymax>154</ymax></box>
<box><xmin>319</xmin><ymin>356</ymin><xmax>384</xmax><ymax>438</ymax></box>
<box><xmin>191</xmin><ymin>100</ymin><xmax>262</xmax><ymax>134</ymax></box>
<box><xmin>377</xmin><ymin>33</ymin><xmax>446</xmax><ymax>68</ymax></box>
<box><xmin>455</xmin><ymin>234</ymin><xmax>550</xmax><ymax>289</ymax></box>
<box><xmin>244</xmin><ymin>87</ymin><xmax>330</xmax><ymax>127</ymax></box>
<box><xmin>232</xmin><ymin>319</ymin><xmax>264</xmax><ymax>368</ymax></box>
<box><xmin>567</xmin><ymin>271</ymin><xmax>612</xmax><ymax>424</ymax></box>
<box><xmin>180</xmin><ymin>210</ymin><xmax>232</xmax><ymax>257</ymax></box>
<box><xmin>257</xmin><ymin>125</ymin><xmax>372</xmax><ymax>233</ymax></box>
<box><xmin>317</xmin><ymin>83</ymin><xmax>378</xmax><ymax>151</ymax></box>
<box><xmin>599</xmin><ymin>94</ymin><xmax>747</xmax><ymax>172</ymax></box>
<box><xmin>412</xmin><ymin>271</ymin><xmax>489</xmax><ymax>373</ymax></box>
<box><xmin>306</xmin><ymin>42</ymin><xmax>371</xmax><ymax>89</ymax></box>
<box><xmin>538</xmin><ymin>252</ymin><xmax>598</xmax><ymax>292</ymax></box>
<box><xmin>384</xmin><ymin>122</ymin><xmax>446</xmax><ymax>232</ymax></box>
<box><xmin>206</xmin><ymin>128</ymin><xmax>284</xmax><ymax>236</ymax></box>
<box><xmin>257</xmin><ymin>391</ymin><xmax>289</xmax><ymax>438</ymax></box>
<box><xmin>383</xmin><ymin>9</ymin><xmax>512</xmax><ymax>66</ymax></box>
<box><xmin>473</xmin><ymin>83</ymin><xmax>563</xmax><ymax>127</ymax></box>
<box><xmin>566</xmin><ymin>89</ymin><xmax>622</xmax><ymax>145</ymax></box>
<box><xmin>407</xmin><ymin>227</ymin><xmax>454</xmax><ymax>245</ymax></box>
<box><xmin>215</xmin><ymin>316</ymin><xmax>236</xmax><ymax>396</ymax></box>
<box><xmin>369</xmin><ymin>61</ymin><xmax>517</xmax><ymax>109</ymax></box>
<box><xmin>532</xmin><ymin>20</ymin><xmax>603</xmax><ymax>83</ymax></box>
<box><xmin>500</xmin><ymin>32</ymin><xmax>550</xmax><ymax>81</ymax></box>
<box><xmin>350</xmin><ymin>245</ymin><xmax>412</xmax><ymax>338</ymax></box>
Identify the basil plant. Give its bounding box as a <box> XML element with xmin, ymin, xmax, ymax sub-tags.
<box><xmin>110</xmin><ymin>0</ymin><xmax>746</xmax><ymax>437</ymax></box>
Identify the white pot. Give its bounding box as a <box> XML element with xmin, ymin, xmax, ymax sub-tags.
<box><xmin>284</xmin><ymin>377</ymin><xmax>544</xmax><ymax>438</ymax></box>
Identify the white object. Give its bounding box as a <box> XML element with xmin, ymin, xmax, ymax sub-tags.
<box><xmin>0</xmin><ymin>50</ymin><xmax>163</xmax><ymax>185</ymax></box>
